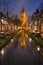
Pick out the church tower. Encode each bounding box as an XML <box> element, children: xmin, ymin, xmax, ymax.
<box><xmin>20</xmin><ymin>7</ymin><xmax>26</xmax><ymax>25</ymax></box>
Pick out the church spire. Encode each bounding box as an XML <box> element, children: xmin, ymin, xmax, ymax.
<box><xmin>21</xmin><ymin>7</ymin><xmax>25</xmax><ymax>13</ymax></box>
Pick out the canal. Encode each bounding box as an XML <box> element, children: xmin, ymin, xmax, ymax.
<box><xmin>0</xmin><ymin>34</ymin><xmax>43</xmax><ymax>65</ymax></box>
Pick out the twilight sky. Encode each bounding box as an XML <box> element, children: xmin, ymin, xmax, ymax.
<box><xmin>9</xmin><ymin>0</ymin><xmax>41</xmax><ymax>16</ymax></box>
<box><xmin>0</xmin><ymin>0</ymin><xmax>41</xmax><ymax>16</ymax></box>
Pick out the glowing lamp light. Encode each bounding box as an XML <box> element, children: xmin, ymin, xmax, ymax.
<box><xmin>32</xmin><ymin>30</ymin><xmax>35</xmax><ymax>33</ymax></box>
<box><xmin>37</xmin><ymin>46</ymin><xmax>40</xmax><ymax>51</ymax></box>
<box><xmin>11</xmin><ymin>39</ymin><xmax>13</xmax><ymax>42</ymax></box>
<box><xmin>1</xmin><ymin>49</ymin><xmax>4</xmax><ymax>55</ymax></box>
<box><xmin>29</xmin><ymin>38</ymin><xmax>32</xmax><ymax>42</ymax></box>
<box><xmin>1</xmin><ymin>19</ymin><xmax>3</xmax><ymax>22</ymax></box>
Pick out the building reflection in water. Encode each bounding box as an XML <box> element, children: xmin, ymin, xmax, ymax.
<box><xmin>19</xmin><ymin>29</ymin><xmax>25</xmax><ymax>47</ymax></box>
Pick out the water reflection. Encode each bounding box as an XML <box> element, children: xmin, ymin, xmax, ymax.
<box><xmin>0</xmin><ymin>29</ymin><xmax>43</xmax><ymax>65</ymax></box>
<box><xmin>1</xmin><ymin>36</ymin><xmax>43</xmax><ymax>65</ymax></box>
<box><xmin>19</xmin><ymin>29</ymin><xmax>25</xmax><ymax>47</ymax></box>
<box><xmin>14</xmin><ymin>39</ymin><xmax>19</xmax><ymax>48</ymax></box>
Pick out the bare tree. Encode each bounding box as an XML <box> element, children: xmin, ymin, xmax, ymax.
<box><xmin>1</xmin><ymin>0</ymin><xmax>11</xmax><ymax>18</ymax></box>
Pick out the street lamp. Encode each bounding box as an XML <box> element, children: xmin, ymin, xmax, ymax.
<box><xmin>1</xmin><ymin>48</ymin><xmax>4</xmax><ymax>55</ymax></box>
<box><xmin>37</xmin><ymin>46</ymin><xmax>40</xmax><ymax>51</ymax></box>
<box><xmin>11</xmin><ymin>39</ymin><xmax>14</xmax><ymax>43</ymax></box>
<box><xmin>29</xmin><ymin>38</ymin><xmax>32</xmax><ymax>42</ymax></box>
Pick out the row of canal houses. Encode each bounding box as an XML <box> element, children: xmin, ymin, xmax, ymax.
<box><xmin>31</xmin><ymin>9</ymin><xmax>43</xmax><ymax>32</ymax></box>
<box><xmin>0</xmin><ymin>12</ymin><xmax>15</xmax><ymax>32</ymax></box>
<box><xmin>31</xmin><ymin>3</ymin><xmax>43</xmax><ymax>38</ymax></box>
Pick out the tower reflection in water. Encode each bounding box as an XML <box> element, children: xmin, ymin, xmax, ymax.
<box><xmin>19</xmin><ymin>29</ymin><xmax>25</xmax><ymax>47</ymax></box>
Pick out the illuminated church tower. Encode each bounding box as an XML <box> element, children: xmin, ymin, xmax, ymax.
<box><xmin>20</xmin><ymin>7</ymin><xmax>26</xmax><ymax>25</ymax></box>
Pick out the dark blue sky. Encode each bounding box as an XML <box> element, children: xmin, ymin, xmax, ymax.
<box><xmin>0</xmin><ymin>0</ymin><xmax>41</xmax><ymax>16</ymax></box>
<box><xmin>9</xmin><ymin>0</ymin><xmax>41</xmax><ymax>15</ymax></box>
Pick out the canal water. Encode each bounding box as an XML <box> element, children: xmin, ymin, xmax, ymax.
<box><xmin>0</xmin><ymin>36</ymin><xmax>43</xmax><ymax>65</ymax></box>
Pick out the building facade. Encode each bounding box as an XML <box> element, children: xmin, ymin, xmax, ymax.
<box><xmin>31</xmin><ymin>8</ymin><xmax>43</xmax><ymax>38</ymax></box>
<box><xmin>0</xmin><ymin>12</ymin><xmax>15</xmax><ymax>32</ymax></box>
